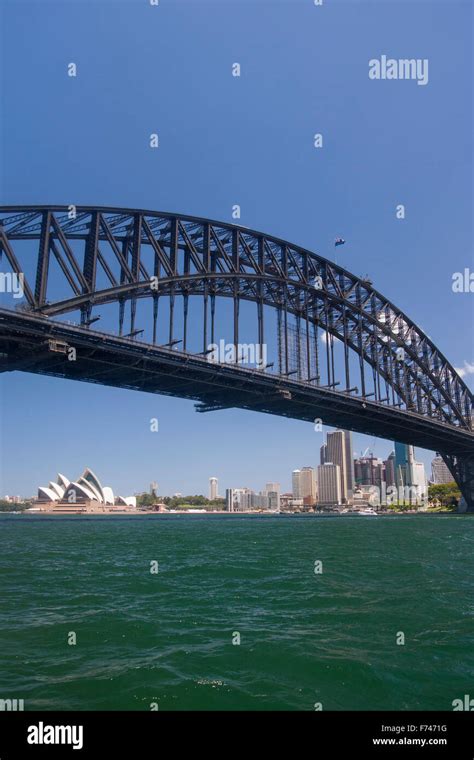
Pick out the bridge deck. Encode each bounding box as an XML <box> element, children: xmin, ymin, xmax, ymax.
<box><xmin>1</xmin><ymin>308</ymin><xmax>472</xmax><ymax>460</ymax></box>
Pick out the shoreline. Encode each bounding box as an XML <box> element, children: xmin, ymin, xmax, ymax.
<box><xmin>0</xmin><ymin>509</ymin><xmax>462</xmax><ymax>517</ymax></box>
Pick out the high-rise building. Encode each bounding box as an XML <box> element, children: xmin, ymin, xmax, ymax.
<box><xmin>394</xmin><ymin>443</ymin><xmax>427</xmax><ymax>501</ymax></box>
<box><xmin>344</xmin><ymin>430</ymin><xmax>355</xmax><ymax>500</ymax></box>
<box><xmin>226</xmin><ymin>487</ymin><xmax>252</xmax><ymax>511</ymax></box>
<box><xmin>394</xmin><ymin>442</ymin><xmax>412</xmax><ymax>487</ymax></box>
<box><xmin>412</xmin><ymin>461</ymin><xmax>427</xmax><ymax>499</ymax></box>
<box><xmin>385</xmin><ymin>451</ymin><xmax>396</xmax><ymax>487</ymax></box>
<box><xmin>265</xmin><ymin>483</ymin><xmax>281</xmax><ymax>510</ymax></box>
<box><xmin>326</xmin><ymin>430</ymin><xmax>348</xmax><ymax>502</ymax></box>
<box><xmin>317</xmin><ymin>464</ymin><xmax>341</xmax><ymax>505</ymax></box>
<box><xmin>320</xmin><ymin>444</ymin><xmax>327</xmax><ymax>465</ymax></box>
<box><xmin>292</xmin><ymin>468</ymin><xmax>316</xmax><ymax>502</ymax></box>
<box><xmin>300</xmin><ymin>467</ymin><xmax>317</xmax><ymax>502</ymax></box>
<box><xmin>266</xmin><ymin>491</ymin><xmax>280</xmax><ymax>510</ymax></box>
<box><xmin>292</xmin><ymin>469</ymin><xmax>302</xmax><ymax>498</ymax></box>
<box><xmin>226</xmin><ymin>488</ymin><xmax>235</xmax><ymax>512</ymax></box>
<box><xmin>265</xmin><ymin>482</ymin><xmax>280</xmax><ymax>495</ymax></box>
<box><xmin>354</xmin><ymin>456</ymin><xmax>385</xmax><ymax>489</ymax></box>
<box><xmin>431</xmin><ymin>455</ymin><xmax>454</xmax><ymax>484</ymax></box>
<box><xmin>209</xmin><ymin>477</ymin><xmax>218</xmax><ymax>500</ymax></box>
<box><xmin>226</xmin><ymin>487</ymin><xmax>278</xmax><ymax>511</ymax></box>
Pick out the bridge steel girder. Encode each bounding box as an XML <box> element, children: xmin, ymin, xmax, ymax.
<box><xmin>0</xmin><ymin>205</ymin><xmax>473</xmax><ymax>509</ymax></box>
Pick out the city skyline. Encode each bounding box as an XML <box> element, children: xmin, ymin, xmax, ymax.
<box><xmin>5</xmin><ymin>432</ymin><xmax>434</xmax><ymax>500</ymax></box>
<box><xmin>4</xmin><ymin>429</ymin><xmax>450</xmax><ymax>502</ymax></box>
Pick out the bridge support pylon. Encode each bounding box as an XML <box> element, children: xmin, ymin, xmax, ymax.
<box><xmin>443</xmin><ymin>454</ymin><xmax>474</xmax><ymax>513</ymax></box>
<box><xmin>459</xmin><ymin>456</ymin><xmax>474</xmax><ymax>513</ymax></box>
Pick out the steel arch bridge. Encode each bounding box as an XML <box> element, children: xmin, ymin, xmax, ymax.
<box><xmin>0</xmin><ymin>205</ymin><xmax>473</xmax><ymax>509</ymax></box>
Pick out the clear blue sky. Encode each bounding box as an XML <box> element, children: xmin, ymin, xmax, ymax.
<box><xmin>0</xmin><ymin>0</ymin><xmax>472</xmax><ymax>497</ymax></box>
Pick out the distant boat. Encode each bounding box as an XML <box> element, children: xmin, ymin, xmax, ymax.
<box><xmin>356</xmin><ymin>507</ymin><xmax>377</xmax><ymax>516</ymax></box>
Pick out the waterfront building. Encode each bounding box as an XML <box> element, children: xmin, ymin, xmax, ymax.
<box><xmin>226</xmin><ymin>487</ymin><xmax>277</xmax><ymax>511</ymax></box>
<box><xmin>264</xmin><ymin>483</ymin><xmax>281</xmax><ymax>510</ymax></box>
<box><xmin>226</xmin><ymin>487</ymin><xmax>254</xmax><ymax>511</ymax></box>
<box><xmin>225</xmin><ymin>487</ymin><xmax>242</xmax><ymax>512</ymax></box>
<box><xmin>36</xmin><ymin>469</ymin><xmax>136</xmax><ymax>512</ymax></box>
<box><xmin>431</xmin><ymin>455</ymin><xmax>454</xmax><ymax>484</ymax></box>
<box><xmin>317</xmin><ymin>463</ymin><xmax>341</xmax><ymax>505</ymax></box>
<box><xmin>281</xmin><ymin>496</ymin><xmax>304</xmax><ymax>511</ymax></box>
<box><xmin>240</xmin><ymin>491</ymin><xmax>256</xmax><ymax>509</ymax></box>
<box><xmin>266</xmin><ymin>491</ymin><xmax>280</xmax><ymax>510</ymax></box>
<box><xmin>292</xmin><ymin>467</ymin><xmax>316</xmax><ymax>502</ymax></box>
<box><xmin>352</xmin><ymin>486</ymin><xmax>380</xmax><ymax>508</ymax></box>
<box><xmin>226</xmin><ymin>488</ymin><xmax>235</xmax><ymax>512</ymax></box>
<box><xmin>279</xmin><ymin>493</ymin><xmax>294</xmax><ymax>510</ymax></box>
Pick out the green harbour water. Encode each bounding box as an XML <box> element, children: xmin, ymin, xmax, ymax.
<box><xmin>0</xmin><ymin>513</ymin><xmax>473</xmax><ymax>711</ymax></box>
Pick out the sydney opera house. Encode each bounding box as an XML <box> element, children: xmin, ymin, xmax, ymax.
<box><xmin>35</xmin><ymin>468</ymin><xmax>137</xmax><ymax>513</ymax></box>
